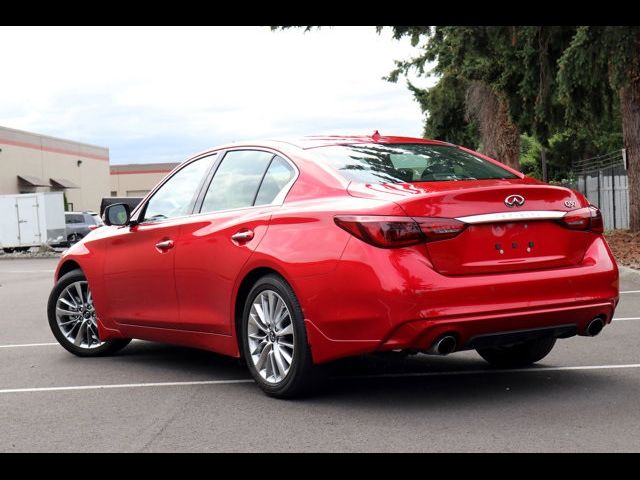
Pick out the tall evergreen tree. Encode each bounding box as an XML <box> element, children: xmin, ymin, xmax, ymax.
<box><xmin>558</xmin><ymin>26</ymin><xmax>640</xmax><ymax>231</ymax></box>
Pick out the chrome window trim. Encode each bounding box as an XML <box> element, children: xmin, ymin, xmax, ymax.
<box><xmin>455</xmin><ymin>210</ymin><xmax>567</xmax><ymax>224</ymax></box>
<box><xmin>134</xmin><ymin>148</ymin><xmax>299</xmax><ymax>226</ymax></box>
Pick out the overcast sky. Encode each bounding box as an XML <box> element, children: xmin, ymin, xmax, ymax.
<box><xmin>0</xmin><ymin>26</ymin><xmax>434</xmax><ymax>165</ymax></box>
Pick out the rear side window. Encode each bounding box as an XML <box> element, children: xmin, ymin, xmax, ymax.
<box><xmin>200</xmin><ymin>150</ymin><xmax>273</xmax><ymax>213</ymax></box>
<box><xmin>310</xmin><ymin>143</ymin><xmax>518</xmax><ymax>184</ymax></box>
<box><xmin>65</xmin><ymin>214</ymin><xmax>84</xmax><ymax>224</ymax></box>
<box><xmin>254</xmin><ymin>156</ymin><xmax>296</xmax><ymax>205</ymax></box>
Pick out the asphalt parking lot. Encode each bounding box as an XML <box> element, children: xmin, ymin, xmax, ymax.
<box><xmin>1</xmin><ymin>257</ymin><xmax>639</xmax><ymax>452</ymax></box>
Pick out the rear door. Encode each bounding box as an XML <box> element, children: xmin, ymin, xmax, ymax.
<box><xmin>174</xmin><ymin>151</ymin><xmax>296</xmax><ymax>334</ymax></box>
<box><xmin>16</xmin><ymin>195</ymin><xmax>41</xmax><ymax>246</ymax></box>
<box><xmin>102</xmin><ymin>155</ymin><xmax>215</xmax><ymax>328</ymax></box>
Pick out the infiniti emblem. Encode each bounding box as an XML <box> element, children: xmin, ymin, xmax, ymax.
<box><xmin>504</xmin><ymin>194</ymin><xmax>525</xmax><ymax>208</ymax></box>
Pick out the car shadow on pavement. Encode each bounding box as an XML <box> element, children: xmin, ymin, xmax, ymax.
<box><xmin>107</xmin><ymin>341</ymin><xmax>632</xmax><ymax>410</ymax></box>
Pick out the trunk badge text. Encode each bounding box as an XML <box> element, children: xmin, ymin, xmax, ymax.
<box><xmin>504</xmin><ymin>194</ymin><xmax>525</xmax><ymax>208</ymax></box>
<box><xmin>564</xmin><ymin>200</ymin><xmax>577</xmax><ymax>208</ymax></box>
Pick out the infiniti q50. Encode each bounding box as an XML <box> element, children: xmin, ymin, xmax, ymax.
<box><xmin>48</xmin><ymin>134</ymin><xmax>619</xmax><ymax>397</ymax></box>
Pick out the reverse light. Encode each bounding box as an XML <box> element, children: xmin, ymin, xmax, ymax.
<box><xmin>560</xmin><ymin>206</ymin><xmax>604</xmax><ymax>233</ymax></box>
<box><xmin>334</xmin><ymin>215</ymin><xmax>466</xmax><ymax>248</ymax></box>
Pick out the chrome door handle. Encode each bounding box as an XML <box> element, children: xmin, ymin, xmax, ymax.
<box><xmin>155</xmin><ymin>239</ymin><xmax>174</xmax><ymax>250</ymax></box>
<box><xmin>231</xmin><ymin>230</ymin><xmax>254</xmax><ymax>242</ymax></box>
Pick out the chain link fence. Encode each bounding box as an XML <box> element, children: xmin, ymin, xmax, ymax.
<box><xmin>571</xmin><ymin>149</ymin><xmax>628</xmax><ymax>230</ymax></box>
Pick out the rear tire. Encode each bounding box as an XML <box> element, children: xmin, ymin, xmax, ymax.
<box><xmin>241</xmin><ymin>274</ymin><xmax>326</xmax><ymax>398</ymax></box>
<box><xmin>48</xmin><ymin>269</ymin><xmax>131</xmax><ymax>357</ymax></box>
<box><xmin>477</xmin><ymin>337</ymin><xmax>556</xmax><ymax>368</ymax></box>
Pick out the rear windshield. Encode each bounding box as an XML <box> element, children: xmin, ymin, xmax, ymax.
<box><xmin>310</xmin><ymin>143</ymin><xmax>518</xmax><ymax>184</ymax></box>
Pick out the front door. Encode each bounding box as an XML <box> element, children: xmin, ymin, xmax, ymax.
<box><xmin>102</xmin><ymin>155</ymin><xmax>215</xmax><ymax>328</ymax></box>
<box><xmin>175</xmin><ymin>151</ymin><xmax>297</xmax><ymax>334</ymax></box>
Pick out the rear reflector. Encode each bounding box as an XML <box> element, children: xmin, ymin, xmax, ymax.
<box><xmin>559</xmin><ymin>206</ymin><xmax>604</xmax><ymax>234</ymax></box>
<box><xmin>334</xmin><ymin>215</ymin><xmax>466</xmax><ymax>248</ymax></box>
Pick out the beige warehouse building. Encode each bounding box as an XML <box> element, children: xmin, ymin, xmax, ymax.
<box><xmin>0</xmin><ymin>125</ymin><xmax>110</xmax><ymax>212</ymax></box>
<box><xmin>1</xmin><ymin>125</ymin><xmax>180</xmax><ymax>213</ymax></box>
<box><xmin>110</xmin><ymin>163</ymin><xmax>178</xmax><ymax>198</ymax></box>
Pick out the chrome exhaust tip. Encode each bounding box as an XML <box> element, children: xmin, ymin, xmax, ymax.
<box><xmin>427</xmin><ymin>335</ymin><xmax>457</xmax><ymax>355</ymax></box>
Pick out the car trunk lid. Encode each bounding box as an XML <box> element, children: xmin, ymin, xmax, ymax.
<box><xmin>347</xmin><ymin>179</ymin><xmax>594</xmax><ymax>275</ymax></box>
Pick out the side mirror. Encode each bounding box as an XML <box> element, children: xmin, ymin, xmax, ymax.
<box><xmin>104</xmin><ymin>203</ymin><xmax>131</xmax><ymax>226</ymax></box>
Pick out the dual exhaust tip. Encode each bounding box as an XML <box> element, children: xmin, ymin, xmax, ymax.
<box><xmin>427</xmin><ymin>317</ymin><xmax>604</xmax><ymax>355</ymax></box>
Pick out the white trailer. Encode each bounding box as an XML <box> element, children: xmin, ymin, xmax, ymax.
<box><xmin>0</xmin><ymin>192</ymin><xmax>66</xmax><ymax>251</ymax></box>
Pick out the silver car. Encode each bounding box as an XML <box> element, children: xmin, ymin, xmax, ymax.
<box><xmin>64</xmin><ymin>212</ymin><xmax>103</xmax><ymax>245</ymax></box>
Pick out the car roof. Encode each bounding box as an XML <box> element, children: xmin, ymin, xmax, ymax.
<box><xmin>268</xmin><ymin>133</ymin><xmax>453</xmax><ymax>150</ymax></box>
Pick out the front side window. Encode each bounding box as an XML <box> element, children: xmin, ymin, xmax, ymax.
<box><xmin>310</xmin><ymin>143</ymin><xmax>518</xmax><ymax>184</ymax></box>
<box><xmin>143</xmin><ymin>155</ymin><xmax>214</xmax><ymax>221</ymax></box>
<box><xmin>200</xmin><ymin>150</ymin><xmax>273</xmax><ymax>213</ymax></box>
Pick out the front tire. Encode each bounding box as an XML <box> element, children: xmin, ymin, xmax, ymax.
<box><xmin>477</xmin><ymin>337</ymin><xmax>556</xmax><ymax>368</ymax></box>
<box><xmin>47</xmin><ymin>269</ymin><xmax>130</xmax><ymax>357</ymax></box>
<box><xmin>241</xmin><ymin>274</ymin><xmax>325</xmax><ymax>398</ymax></box>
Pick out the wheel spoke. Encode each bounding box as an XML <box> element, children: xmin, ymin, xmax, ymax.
<box><xmin>59</xmin><ymin>317</ymin><xmax>80</xmax><ymax>327</ymax></box>
<box><xmin>56</xmin><ymin>307</ymin><xmax>77</xmax><ymax>317</ymax></box>
<box><xmin>268</xmin><ymin>350</ymin><xmax>278</xmax><ymax>380</ymax></box>
<box><xmin>278</xmin><ymin>346</ymin><xmax>292</xmax><ymax>365</ymax></box>
<box><xmin>260</xmin><ymin>295</ymin><xmax>270</xmax><ymax>326</ymax></box>
<box><xmin>59</xmin><ymin>298</ymin><xmax>77</xmax><ymax>310</ymax></box>
<box><xmin>253</xmin><ymin>303</ymin><xmax>269</xmax><ymax>328</ymax></box>
<box><xmin>276</xmin><ymin>324</ymin><xmax>293</xmax><ymax>337</ymax></box>
<box><xmin>249</xmin><ymin>311</ymin><xmax>268</xmax><ymax>333</ymax></box>
<box><xmin>255</xmin><ymin>342</ymin><xmax>272</xmax><ymax>371</ymax></box>
<box><xmin>74</xmin><ymin>282</ymin><xmax>84</xmax><ymax>305</ymax></box>
<box><xmin>278</xmin><ymin>339</ymin><xmax>294</xmax><ymax>349</ymax></box>
<box><xmin>250</xmin><ymin>338</ymin><xmax>268</xmax><ymax>356</ymax></box>
<box><xmin>273</xmin><ymin>345</ymin><xmax>287</xmax><ymax>374</ymax></box>
<box><xmin>74</xmin><ymin>321</ymin><xmax>87</xmax><ymax>346</ymax></box>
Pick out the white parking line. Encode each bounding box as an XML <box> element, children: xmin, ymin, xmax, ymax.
<box><xmin>612</xmin><ymin>317</ymin><xmax>640</xmax><ymax>321</ymax></box>
<box><xmin>339</xmin><ymin>363</ymin><xmax>640</xmax><ymax>381</ymax></box>
<box><xmin>0</xmin><ymin>270</ymin><xmax>55</xmax><ymax>274</ymax></box>
<box><xmin>620</xmin><ymin>290</ymin><xmax>640</xmax><ymax>294</ymax></box>
<box><xmin>0</xmin><ymin>379</ymin><xmax>253</xmax><ymax>394</ymax></box>
<box><xmin>1</xmin><ymin>363</ymin><xmax>640</xmax><ymax>394</ymax></box>
<box><xmin>0</xmin><ymin>342</ymin><xmax>58</xmax><ymax>349</ymax></box>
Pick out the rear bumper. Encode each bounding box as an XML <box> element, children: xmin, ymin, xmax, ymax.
<box><xmin>297</xmin><ymin>236</ymin><xmax>618</xmax><ymax>364</ymax></box>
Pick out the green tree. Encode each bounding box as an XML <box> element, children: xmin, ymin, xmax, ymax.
<box><xmin>408</xmin><ymin>73</ymin><xmax>479</xmax><ymax>147</ymax></box>
<box><xmin>558</xmin><ymin>26</ymin><xmax>640</xmax><ymax>231</ymax></box>
<box><xmin>386</xmin><ymin>27</ymin><xmax>579</xmax><ymax>170</ymax></box>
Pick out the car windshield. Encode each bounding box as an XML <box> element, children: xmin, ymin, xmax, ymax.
<box><xmin>310</xmin><ymin>143</ymin><xmax>518</xmax><ymax>184</ymax></box>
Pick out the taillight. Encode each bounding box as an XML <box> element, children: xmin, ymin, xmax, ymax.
<box><xmin>560</xmin><ymin>206</ymin><xmax>604</xmax><ymax>233</ymax></box>
<box><xmin>334</xmin><ymin>215</ymin><xmax>466</xmax><ymax>248</ymax></box>
<box><xmin>415</xmin><ymin>218</ymin><xmax>467</xmax><ymax>241</ymax></box>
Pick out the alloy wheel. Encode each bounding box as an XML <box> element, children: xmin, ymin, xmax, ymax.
<box><xmin>55</xmin><ymin>281</ymin><xmax>104</xmax><ymax>349</ymax></box>
<box><xmin>247</xmin><ymin>290</ymin><xmax>295</xmax><ymax>384</ymax></box>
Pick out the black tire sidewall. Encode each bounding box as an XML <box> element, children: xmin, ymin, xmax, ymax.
<box><xmin>241</xmin><ymin>274</ymin><xmax>315</xmax><ymax>398</ymax></box>
<box><xmin>477</xmin><ymin>336</ymin><xmax>556</xmax><ymax>368</ymax></box>
<box><xmin>47</xmin><ymin>269</ymin><xmax>130</xmax><ymax>357</ymax></box>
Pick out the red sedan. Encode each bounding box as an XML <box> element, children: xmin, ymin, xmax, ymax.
<box><xmin>47</xmin><ymin>134</ymin><xmax>619</xmax><ymax>397</ymax></box>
